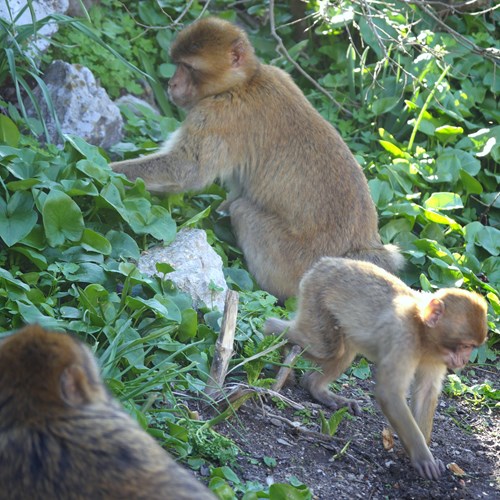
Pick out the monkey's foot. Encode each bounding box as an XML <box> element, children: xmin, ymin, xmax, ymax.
<box><xmin>301</xmin><ymin>375</ymin><xmax>362</xmax><ymax>416</ymax></box>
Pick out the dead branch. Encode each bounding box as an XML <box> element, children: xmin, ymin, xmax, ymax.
<box><xmin>205</xmin><ymin>290</ymin><xmax>239</xmax><ymax>397</ymax></box>
<box><xmin>272</xmin><ymin>344</ymin><xmax>302</xmax><ymax>392</ymax></box>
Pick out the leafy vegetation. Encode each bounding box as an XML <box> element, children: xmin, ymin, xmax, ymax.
<box><xmin>0</xmin><ymin>0</ymin><xmax>498</xmax><ymax>498</ymax></box>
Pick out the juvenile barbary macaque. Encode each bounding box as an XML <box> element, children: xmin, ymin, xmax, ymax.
<box><xmin>111</xmin><ymin>17</ymin><xmax>403</xmax><ymax>300</ymax></box>
<box><xmin>265</xmin><ymin>257</ymin><xmax>489</xmax><ymax>480</ymax></box>
<box><xmin>0</xmin><ymin>325</ymin><xmax>216</xmax><ymax>500</ymax></box>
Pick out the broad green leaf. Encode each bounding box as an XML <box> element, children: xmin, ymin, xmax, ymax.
<box><xmin>368</xmin><ymin>179</ymin><xmax>393</xmax><ymax>207</ymax></box>
<box><xmin>107</xmin><ymin>230</ymin><xmax>140</xmax><ymax>260</ymax></box>
<box><xmin>269</xmin><ymin>482</ymin><xmax>311</xmax><ymax>500</ymax></box>
<box><xmin>80</xmin><ymin>228</ymin><xmax>112</xmax><ymax>255</ymax></box>
<box><xmin>42</xmin><ymin>190</ymin><xmax>84</xmax><ymax>246</ymax></box>
<box><xmin>60</xmin><ymin>179</ymin><xmax>99</xmax><ymax>196</ymax></box>
<box><xmin>0</xmin><ymin>268</ymin><xmax>30</xmax><ymax>291</ymax></box>
<box><xmin>459</xmin><ymin>170</ymin><xmax>483</xmax><ymax>195</ymax></box>
<box><xmin>475</xmin><ymin>226</ymin><xmax>500</xmax><ymax>256</ymax></box>
<box><xmin>424</xmin><ymin>192</ymin><xmax>463</xmax><ymax>211</ymax></box>
<box><xmin>0</xmin><ymin>191</ymin><xmax>37</xmax><ymax>246</ymax></box>
<box><xmin>10</xmin><ymin>246</ymin><xmax>47</xmax><ymax>270</ymax></box>
<box><xmin>351</xmin><ymin>358</ymin><xmax>371</xmax><ymax>379</ymax></box>
<box><xmin>422</xmin><ymin>209</ymin><xmax>460</xmax><ymax>228</ymax></box>
<box><xmin>178</xmin><ymin>308</ymin><xmax>198</xmax><ymax>342</ymax></box>
<box><xmin>65</xmin><ymin>135</ymin><xmax>108</xmax><ymax>167</ymax></box>
<box><xmin>372</xmin><ymin>96</ymin><xmax>399</xmax><ymax>116</ymax></box>
<box><xmin>0</xmin><ymin>114</ymin><xmax>20</xmax><ymax>147</ymax></box>
<box><xmin>224</xmin><ymin>268</ymin><xmax>254</xmax><ymax>291</ymax></box>
<box><xmin>76</xmin><ymin>159</ymin><xmax>111</xmax><ymax>184</ymax></box>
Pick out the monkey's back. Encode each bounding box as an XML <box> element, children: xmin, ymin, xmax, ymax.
<box><xmin>299</xmin><ymin>257</ymin><xmax>417</xmax><ymax>356</ymax></box>
<box><xmin>0</xmin><ymin>408</ymin><xmax>214</xmax><ymax>500</ymax></box>
<box><xmin>192</xmin><ymin>64</ymin><xmax>379</xmax><ymax>246</ymax></box>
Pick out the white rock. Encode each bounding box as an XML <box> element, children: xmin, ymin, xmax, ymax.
<box><xmin>137</xmin><ymin>228</ymin><xmax>228</xmax><ymax>312</ymax></box>
<box><xmin>30</xmin><ymin>60</ymin><xmax>123</xmax><ymax>148</ymax></box>
<box><xmin>0</xmin><ymin>0</ymin><xmax>69</xmax><ymax>54</ymax></box>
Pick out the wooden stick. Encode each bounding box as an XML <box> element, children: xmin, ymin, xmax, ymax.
<box><xmin>271</xmin><ymin>344</ymin><xmax>302</xmax><ymax>392</ymax></box>
<box><xmin>205</xmin><ymin>290</ymin><xmax>239</xmax><ymax>396</ymax></box>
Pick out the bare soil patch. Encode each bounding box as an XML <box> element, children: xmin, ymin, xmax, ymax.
<box><xmin>214</xmin><ymin>367</ymin><xmax>499</xmax><ymax>499</ymax></box>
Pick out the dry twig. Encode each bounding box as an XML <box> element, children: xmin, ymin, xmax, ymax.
<box><xmin>205</xmin><ymin>290</ymin><xmax>239</xmax><ymax>397</ymax></box>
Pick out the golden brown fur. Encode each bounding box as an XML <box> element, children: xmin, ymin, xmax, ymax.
<box><xmin>111</xmin><ymin>17</ymin><xmax>403</xmax><ymax>301</ymax></box>
<box><xmin>0</xmin><ymin>325</ymin><xmax>215</xmax><ymax>500</ymax></box>
<box><xmin>265</xmin><ymin>257</ymin><xmax>488</xmax><ymax>480</ymax></box>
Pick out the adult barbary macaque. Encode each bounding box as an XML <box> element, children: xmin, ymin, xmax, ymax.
<box><xmin>265</xmin><ymin>257</ymin><xmax>489</xmax><ymax>480</ymax></box>
<box><xmin>111</xmin><ymin>17</ymin><xmax>403</xmax><ymax>300</ymax></box>
<box><xmin>0</xmin><ymin>325</ymin><xmax>215</xmax><ymax>500</ymax></box>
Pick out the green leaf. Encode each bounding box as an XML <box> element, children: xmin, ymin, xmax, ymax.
<box><xmin>422</xmin><ymin>209</ymin><xmax>460</xmax><ymax>228</ymax></box>
<box><xmin>0</xmin><ymin>114</ymin><xmax>20</xmax><ymax>147</ymax></box>
<box><xmin>80</xmin><ymin>228</ymin><xmax>112</xmax><ymax>255</ymax></box>
<box><xmin>368</xmin><ymin>179</ymin><xmax>393</xmax><ymax>208</ymax></box>
<box><xmin>435</xmin><ymin>125</ymin><xmax>463</xmax><ymax>137</ymax></box>
<box><xmin>269</xmin><ymin>482</ymin><xmax>311</xmax><ymax>500</ymax></box>
<box><xmin>65</xmin><ymin>135</ymin><xmax>108</xmax><ymax>167</ymax></box>
<box><xmin>379</xmin><ymin>140</ymin><xmax>405</xmax><ymax>157</ymax></box>
<box><xmin>0</xmin><ymin>191</ymin><xmax>37</xmax><ymax>246</ymax></box>
<box><xmin>475</xmin><ymin>226</ymin><xmax>500</xmax><ymax>256</ymax></box>
<box><xmin>424</xmin><ymin>192</ymin><xmax>463</xmax><ymax>211</ymax></box>
<box><xmin>351</xmin><ymin>358</ymin><xmax>371</xmax><ymax>379</ymax></box>
<box><xmin>177</xmin><ymin>308</ymin><xmax>198</xmax><ymax>342</ymax></box>
<box><xmin>459</xmin><ymin>170</ymin><xmax>483</xmax><ymax>195</ymax></box>
<box><xmin>372</xmin><ymin>96</ymin><xmax>399</xmax><ymax>116</ymax></box>
<box><xmin>42</xmin><ymin>190</ymin><xmax>84</xmax><ymax>246</ymax></box>
<box><xmin>107</xmin><ymin>230</ymin><xmax>140</xmax><ymax>260</ymax></box>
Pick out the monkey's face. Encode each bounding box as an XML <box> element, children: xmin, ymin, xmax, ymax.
<box><xmin>168</xmin><ymin>63</ymin><xmax>200</xmax><ymax>109</ymax></box>
<box><xmin>441</xmin><ymin>343</ymin><xmax>476</xmax><ymax>370</ymax></box>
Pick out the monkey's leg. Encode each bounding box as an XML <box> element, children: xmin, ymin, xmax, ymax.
<box><xmin>229</xmin><ymin>198</ymin><xmax>313</xmax><ymax>299</ymax></box>
<box><xmin>301</xmin><ymin>351</ymin><xmax>360</xmax><ymax>415</ymax></box>
<box><xmin>410</xmin><ymin>362</ymin><xmax>447</xmax><ymax>444</ymax></box>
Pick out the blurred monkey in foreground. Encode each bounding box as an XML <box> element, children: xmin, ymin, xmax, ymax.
<box><xmin>0</xmin><ymin>324</ymin><xmax>215</xmax><ymax>500</ymax></box>
<box><xmin>111</xmin><ymin>17</ymin><xmax>403</xmax><ymax>301</ymax></box>
<box><xmin>265</xmin><ymin>257</ymin><xmax>488</xmax><ymax>480</ymax></box>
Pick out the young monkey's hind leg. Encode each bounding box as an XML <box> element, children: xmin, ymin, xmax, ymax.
<box><xmin>301</xmin><ymin>349</ymin><xmax>361</xmax><ymax>416</ymax></box>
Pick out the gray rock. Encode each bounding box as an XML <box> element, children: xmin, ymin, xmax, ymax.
<box><xmin>30</xmin><ymin>60</ymin><xmax>123</xmax><ymax>148</ymax></box>
<box><xmin>0</xmin><ymin>0</ymin><xmax>69</xmax><ymax>54</ymax></box>
<box><xmin>137</xmin><ymin>229</ymin><xmax>228</xmax><ymax>312</ymax></box>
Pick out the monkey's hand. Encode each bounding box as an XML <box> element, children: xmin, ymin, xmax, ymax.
<box><xmin>412</xmin><ymin>455</ymin><xmax>445</xmax><ymax>480</ymax></box>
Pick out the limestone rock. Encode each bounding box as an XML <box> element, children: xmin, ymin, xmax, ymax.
<box><xmin>137</xmin><ymin>229</ymin><xmax>228</xmax><ymax>312</ymax></box>
<box><xmin>30</xmin><ymin>60</ymin><xmax>123</xmax><ymax>148</ymax></box>
<box><xmin>0</xmin><ymin>1</ymin><xmax>69</xmax><ymax>54</ymax></box>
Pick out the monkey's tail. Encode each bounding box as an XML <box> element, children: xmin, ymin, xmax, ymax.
<box><xmin>345</xmin><ymin>243</ymin><xmax>404</xmax><ymax>274</ymax></box>
<box><xmin>264</xmin><ymin>318</ymin><xmax>290</xmax><ymax>336</ymax></box>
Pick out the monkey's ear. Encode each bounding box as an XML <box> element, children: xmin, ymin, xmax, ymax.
<box><xmin>230</xmin><ymin>40</ymin><xmax>245</xmax><ymax>67</ymax></box>
<box><xmin>422</xmin><ymin>298</ymin><xmax>445</xmax><ymax>328</ymax></box>
<box><xmin>60</xmin><ymin>364</ymin><xmax>92</xmax><ymax>406</ymax></box>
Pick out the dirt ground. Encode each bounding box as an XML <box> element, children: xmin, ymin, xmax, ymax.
<box><xmin>213</xmin><ymin>366</ymin><xmax>499</xmax><ymax>499</ymax></box>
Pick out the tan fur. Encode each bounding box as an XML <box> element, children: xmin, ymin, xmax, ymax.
<box><xmin>0</xmin><ymin>325</ymin><xmax>215</xmax><ymax>500</ymax></box>
<box><xmin>265</xmin><ymin>257</ymin><xmax>488</xmax><ymax>480</ymax></box>
<box><xmin>111</xmin><ymin>17</ymin><xmax>403</xmax><ymax>301</ymax></box>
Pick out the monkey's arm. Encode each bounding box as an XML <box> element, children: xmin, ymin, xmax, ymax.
<box><xmin>410</xmin><ymin>362</ymin><xmax>447</xmax><ymax>443</ymax></box>
<box><xmin>110</xmin><ymin>127</ymin><xmax>220</xmax><ymax>194</ymax></box>
<box><xmin>110</xmin><ymin>150</ymin><xmax>200</xmax><ymax>194</ymax></box>
<box><xmin>376</xmin><ymin>361</ymin><xmax>445</xmax><ymax>480</ymax></box>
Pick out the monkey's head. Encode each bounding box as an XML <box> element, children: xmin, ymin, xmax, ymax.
<box><xmin>0</xmin><ymin>325</ymin><xmax>109</xmax><ymax>420</ymax></box>
<box><xmin>168</xmin><ymin>17</ymin><xmax>259</xmax><ymax>109</ymax></box>
<box><xmin>420</xmin><ymin>289</ymin><xmax>488</xmax><ymax>370</ymax></box>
